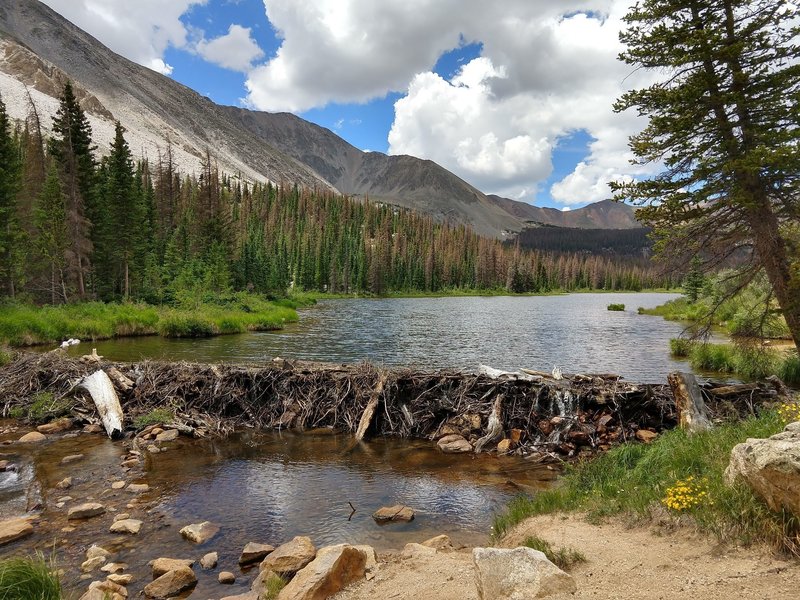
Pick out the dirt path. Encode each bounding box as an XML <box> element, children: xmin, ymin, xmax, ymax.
<box><xmin>335</xmin><ymin>514</ymin><xmax>799</xmax><ymax>600</ymax></box>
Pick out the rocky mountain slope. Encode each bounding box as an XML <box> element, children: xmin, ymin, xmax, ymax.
<box><xmin>0</xmin><ymin>0</ymin><xmax>640</xmax><ymax>237</ymax></box>
<box><xmin>487</xmin><ymin>196</ymin><xmax>640</xmax><ymax>229</ymax></box>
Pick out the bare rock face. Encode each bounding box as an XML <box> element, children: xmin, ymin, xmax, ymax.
<box><xmin>260</xmin><ymin>536</ymin><xmax>316</xmax><ymax>576</ymax></box>
<box><xmin>372</xmin><ymin>505</ymin><xmax>414</xmax><ymax>523</ymax></box>
<box><xmin>239</xmin><ymin>542</ymin><xmax>275</xmax><ymax>565</ymax></box>
<box><xmin>143</xmin><ymin>566</ymin><xmax>197</xmax><ymax>599</ymax></box>
<box><xmin>437</xmin><ymin>434</ymin><xmax>473</xmax><ymax>453</ymax></box>
<box><xmin>68</xmin><ymin>502</ymin><xmax>106</xmax><ymax>519</ymax></box>
<box><xmin>277</xmin><ymin>544</ymin><xmax>367</xmax><ymax>600</ymax></box>
<box><xmin>473</xmin><ymin>547</ymin><xmax>576</xmax><ymax>599</ymax></box>
<box><xmin>179</xmin><ymin>521</ymin><xmax>219</xmax><ymax>544</ymax></box>
<box><xmin>0</xmin><ymin>517</ymin><xmax>33</xmax><ymax>546</ymax></box>
<box><xmin>725</xmin><ymin>422</ymin><xmax>800</xmax><ymax>516</ymax></box>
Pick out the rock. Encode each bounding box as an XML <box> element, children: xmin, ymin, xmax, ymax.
<box><xmin>260</xmin><ymin>535</ymin><xmax>316</xmax><ymax>575</ymax></box>
<box><xmin>219</xmin><ymin>571</ymin><xmax>236</xmax><ymax>584</ymax></box>
<box><xmin>110</xmin><ymin>519</ymin><xmax>142</xmax><ymax>535</ymax></box>
<box><xmin>151</xmin><ymin>558</ymin><xmax>195</xmax><ymax>578</ymax></box>
<box><xmin>156</xmin><ymin>429</ymin><xmax>179</xmax><ymax>443</ymax></box>
<box><xmin>497</xmin><ymin>439</ymin><xmax>513</xmax><ymax>453</ymax></box>
<box><xmin>0</xmin><ymin>460</ymin><xmax>13</xmax><ymax>471</ymax></box>
<box><xmin>83</xmin><ymin>424</ymin><xmax>104</xmax><ymax>434</ymax></box>
<box><xmin>437</xmin><ymin>433</ymin><xmax>473</xmax><ymax>453</ymax></box>
<box><xmin>80</xmin><ymin>580</ymin><xmax>127</xmax><ymax>600</ymax></box>
<box><xmin>221</xmin><ymin>593</ymin><xmax>259</xmax><ymax>600</ymax></box>
<box><xmin>111</xmin><ymin>481</ymin><xmax>126</xmax><ymax>490</ymax></box>
<box><xmin>372</xmin><ymin>505</ymin><xmax>415</xmax><ymax>523</ymax></box>
<box><xmin>725</xmin><ymin>422</ymin><xmax>800</xmax><ymax>516</ymax></box>
<box><xmin>179</xmin><ymin>521</ymin><xmax>219</xmax><ymax>544</ymax></box>
<box><xmin>107</xmin><ymin>573</ymin><xmax>133</xmax><ymax>585</ymax></box>
<box><xmin>145</xmin><ymin>445</ymin><xmax>160</xmax><ymax>454</ymax></box>
<box><xmin>81</xmin><ymin>556</ymin><xmax>106</xmax><ymax>572</ymax></box>
<box><xmin>113</xmin><ymin>513</ymin><xmax>130</xmax><ymax>522</ymax></box>
<box><xmin>127</xmin><ymin>483</ymin><xmax>149</xmax><ymax>493</ymax></box>
<box><xmin>143</xmin><ymin>566</ymin><xmax>197</xmax><ymax>599</ymax></box>
<box><xmin>86</xmin><ymin>545</ymin><xmax>111</xmax><ymax>561</ymax></box>
<box><xmin>0</xmin><ymin>517</ymin><xmax>33</xmax><ymax>546</ymax></box>
<box><xmin>56</xmin><ymin>476</ymin><xmax>73</xmax><ymax>489</ymax></box>
<box><xmin>200</xmin><ymin>552</ymin><xmax>218</xmax><ymax>569</ymax></box>
<box><xmin>120</xmin><ymin>459</ymin><xmax>139</xmax><ymax>468</ymax></box>
<box><xmin>239</xmin><ymin>542</ymin><xmax>275</xmax><ymax>565</ymax></box>
<box><xmin>18</xmin><ymin>431</ymin><xmax>46</xmax><ymax>443</ymax></box>
<box><xmin>37</xmin><ymin>418</ymin><xmax>73</xmax><ymax>434</ymax></box>
<box><xmin>352</xmin><ymin>546</ymin><xmax>377</xmax><ymax>573</ymax></box>
<box><xmin>402</xmin><ymin>543</ymin><xmax>437</xmax><ymax>558</ymax></box>
<box><xmin>61</xmin><ymin>453</ymin><xmax>85</xmax><ymax>464</ymax></box>
<box><xmin>510</xmin><ymin>428</ymin><xmax>523</xmax><ymax>444</ymax></box>
<box><xmin>68</xmin><ymin>502</ymin><xmax>106</xmax><ymax>519</ymax></box>
<box><xmin>277</xmin><ymin>544</ymin><xmax>366</xmax><ymax>600</ymax></box>
<box><xmin>150</xmin><ymin>427</ymin><xmax>164</xmax><ymax>436</ymax></box>
<box><xmin>635</xmin><ymin>429</ymin><xmax>658</xmax><ymax>443</ymax></box>
<box><xmin>101</xmin><ymin>562</ymin><xmax>128</xmax><ymax>574</ymax></box>
<box><xmin>473</xmin><ymin>547</ymin><xmax>576</xmax><ymax>599</ymax></box>
<box><xmin>421</xmin><ymin>534</ymin><xmax>453</xmax><ymax>551</ymax></box>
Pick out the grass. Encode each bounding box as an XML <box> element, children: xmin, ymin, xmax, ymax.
<box><xmin>0</xmin><ymin>555</ymin><xmax>62</xmax><ymax>600</ymax></box>
<box><xmin>260</xmin><ymin>572</ymin><xmax>286</xmax><ymax>599</ymax></box>
<box><xmin>607</xmin><ymin>303</ymin><xmax>625</xmax><ymax>311</ymax></box>
<box><xmin>521</xmin><ymin>535</ymin><xmax>586</xmax><ymax>571</ymax></box>
<box><xmin>0</xmin><ymin>293</ymin><xmax>299</xmax><ymax>347</ymax></box>
<box><xmin>133</xmin><ymin>408</ymin><xmax>175</xmax><ymax>430</ymax></box>
<box><xmin>492</xmin><ymin>409</ymin><xmax>799</xmax><ymax>553</ymax></box>
<box><xmin>8</xmin><ymin>392</ymin><xmax>71</xmax><ymax>423</ymax></box>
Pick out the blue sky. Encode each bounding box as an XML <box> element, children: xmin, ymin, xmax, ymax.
<box><xmin>43</xmin><ymin>0</ymin><xmax>650</xmax><ymax>209</ymax></box>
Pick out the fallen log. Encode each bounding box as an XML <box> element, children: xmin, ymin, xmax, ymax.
<box><xmin>106</xmin><ymin>366</ymin><xmax>135</xmax><ymax>393</ymax></box>
<box><xmin>709</xmin><ymin>383</ymin><xmax>759</xmax><ymax>398</ymax></box>
<box><xmin>667</xmin><ymin>372</ymin><xmax>711</xmax><ymax>433</ymax></box>
<box><xmin>79</xmin><ymin>370</ymin><xmax>124</xmax><ymax>438</ymax></box>
<box><xmin>355</xmin><ymin>373</ymin><xmax>387</xmax><ymax>441</ymax></box>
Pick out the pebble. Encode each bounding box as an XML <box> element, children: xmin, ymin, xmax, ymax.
<box><xmin>111</xmin><ymin>481</ymin><xmax>126</xmax><ymax>490</ymax></box>
<box><xmin>61</xmin><ymin>454</ymin><xmax>84</xmax><ymax>464</ymax></box>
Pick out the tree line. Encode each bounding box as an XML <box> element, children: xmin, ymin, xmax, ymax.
<box><xmin>0</xmin><ymin>83</ymin><xmax>677</xmax><ymax>306</ymax></box>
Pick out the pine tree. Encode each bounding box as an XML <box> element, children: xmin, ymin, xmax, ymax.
<box><xmin>35</xmin><ymin>163</ymin><xmax>69</xmax><ymax>304</ymax></box>
<box><xmin>0</xmin><ymin>95</ymin><xmax>23</xmax><ymax>298</ymax></box>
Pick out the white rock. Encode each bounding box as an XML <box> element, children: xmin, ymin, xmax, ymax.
<box><xmin>473</xmin><ymin>547</ymin><xmax>576</xmax><ymax>599</ymax></box>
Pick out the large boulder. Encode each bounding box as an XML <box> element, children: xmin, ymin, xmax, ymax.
<box><xmin>0</xmin><ymin>518</ymin><xmax>33</xmax><ymax>546</ymax></box>
<box><xmin>143</xmin><ymin>566</ymin><xmax>197</xmax><ymax>599</ymax></box>
<box><xmin>277</xmin><ymin>544</ymin><xmax>367</xmax><ymax>600</ymax></box>
<box><xmin>260</xmin><ymin>536</ymin><xmax>316</xmax><ymax>576</ymax></box>
<box><xmin>473</xmin><ymin>547</ymin><xmax>576</xmax><ymax>599</ymax></box>
<box><xmin>725</xmin><ymin>421</ymin><xmax>800</xmax><ymax>516</ymax></box>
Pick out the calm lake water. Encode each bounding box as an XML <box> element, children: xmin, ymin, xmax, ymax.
<box><xmin>67</xmin><ymin>293</ymin><xmax>692</xmax><ymax>383</ymax></box>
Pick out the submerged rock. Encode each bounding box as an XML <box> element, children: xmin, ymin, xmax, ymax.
<box><xmin>179</xmin><ymin>521</ymin><xmax>219</xmax><ymax>544</ymax></box>
<box><xmin>68</xmin><ymin>502</ymin><xmax>106</xmax><ymax>519</ymax></box>
<box><xmin>278</xmin><ymin>544</ymin><xmax>367</xmax><ymax>600</ymax></box>
<box><xmin>151</xmin><ymin>558</ymin><xmax>195</xmax><ymax>577</ymax></box>
<box><xmin>0</xmin><ymin>517</ymin><xmax>33</xmax><ymax>546</ymax></box>
<box><xmin>260</xmin><ymin>536</ymin><xmax>316</xmax><ymax>575</ymax></box>
<box><xmin>372</xmin><ymin>505</ymin><xmax>415</xmax><ymax>523</ymax></box>
<box><xmin>239</xmin><ymin>542</ymin><xmax>275</xmax><ymax>565</ymax></box>
<box><xmin>109</xmin><ymin>519</ymin><xmax>142</xmax><ymax>535</ymax></box>
<box><xmin>437</xmin><ymin>434</ymin><xmax>473</xmax><ymax>453</ymax></box>
<box><xmin>473</xmin><ymin>547</ymin><xmax>576</xmax><ymax>599</ymax></box>
<box><xmin>143</xmin><ymin>566</ymin><xmax>197</xmax><ymax>599</ymax></box>
<box><xmin>726</xmin><ymin>421</ymin><xmax>800</xmax><ymax>516</ymax></box>
<box><xmin>79</xmin><ymin>579</ymin><xmax>127</xmax><ymax>600</ymax></box>
<box><xmin>61</xmin><ymin>453</ymin><xmax>84</xmax><ymax>464</ymax></box>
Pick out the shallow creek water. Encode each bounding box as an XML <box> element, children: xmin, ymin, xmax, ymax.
<box><xmin>0</xmin><ymin>424</ymin><xmax>557</xmax><ymax>598</ymax></box>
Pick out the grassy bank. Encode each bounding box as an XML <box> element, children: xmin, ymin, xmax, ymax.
<box><xmin>493</xmin><ymin>408</ymin><xmax>799</xmax><ymax>553</ymax></box>
<box><xmin>0</xmin><ymin>293</ymin><xmax>299</xmax><ymax>347</ymax></box>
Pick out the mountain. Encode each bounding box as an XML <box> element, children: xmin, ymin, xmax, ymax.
<box><xmin>0</xmin><ymin>0</ymin><xmax>640</xmax><ymax>237</ymax></box>
<box><xmin>486</xmin><ymin>196</ymin><xmax>641</xmax><ymax>229</ymax></box>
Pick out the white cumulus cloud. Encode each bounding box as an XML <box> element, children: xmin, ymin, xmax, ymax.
<box><xmin>196</xmin><ymin>24</ymin><xmax>265</xmax><ymax>72</ymax></box>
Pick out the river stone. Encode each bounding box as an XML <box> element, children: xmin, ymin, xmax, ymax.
<box><xmin>143</xmin><ymin>566</ymin><xmax>197</xmax><ymax>599</ymax></box>
<box><xmin>200</xmin><ymin>552</ymin><xmax>218</xmax><ymax>569</ymax></box>
<box><xmin>180</xmin><ymin>521</ymin><xmax>219</xmax><ymax>544</ymax></box>
<box><xmin>219</xmin><ymin>571</ymin><xmax>236</xmax><ymax>584</ymax></box>
<box><xmin>421</xmin><ymin>534</ymin><xmax>453</xmax><ymax>551</ymax></box>
<box><xmin>110</xmin><ymin>519</ymin><xmax>142</xmax><ymax>535</ymax></box>
<box><xmin>101</xmin><ymin>562</ymin><xmax>128</xmax><ymax>574</ymax></box>
<box><xmin>151</xmin><ymin>558</ymin><xmax>195</xmax><ymax>577</ymax></box>
<box><xmin>127</xmin><ymin>483</ymin><xmax>149</xmax><ymax>493</ymax></box>
<box><xmin>61</xmin><ymin>453</ymin><xmax>85</xmax><ymax>464</ymax></box>
<box><xmin>114</xmin><ymin>513</ymin><xmax>130</xmax><ymax>522</ymax></box>
<box><xmin>221</xmin><ymin>593</ymin><xmax>259</xmax><ymax>600</ymax></box>
<box><xmin>0</xmin><ymin>517</ymin><xmax>33</xmax><ymax>546</ymax></box>
<box><xmin>239</xmin><ymin>542</ymin><xmax>275</xmax><ymax>565</ymax></box>
<box><xmin>56</xmin><ymin>476</ymin><xmax>73</xmax><ymax>489</ymax></box>
<box><xmin>402</xmin><ymin>543</ymin><xmax>437</xmax><ymax>559</ymax></box>
<box><xmin>277</xmin><ymin>544</ymin><xmax>367</xmax><ymax>600</ymax></box>
<box><xmin>372</xmin><ymin>505</ymin><xmax>415</xmax><ymax>523</ymax></box>
<box><xmin>81</xmin><ymin>556</ymin><xmax>106</xmax><ymax>572</ymax></box>
<box><xmin>18</xmin><ymin>431</ymin><xmax>46</xmax><ymax>443</ymax></box>
<box><xmin>437</xmin><ymin>434</ymin><xmax>473</xmax><ymax>453</ymax></box>
<box><xmin>107</xmin><ymin>573</ymin><xmax>134</xmax><ymax>585</ymax></box>
<box><xmin>79</xmin><ymin>580</ymin><xmax>127</xmax><ymax>600</ymax></box>
<box><xmin>352</xmin><ymin>545</ymin><xmax>377</xmax><ymax>573</ymax></box>
<box><xmin>68</xmin><ymin>502</ymin><xmax>106</xmax><ymax>519</ymax></box>
<box><xmin>156</xmin><ymin>429</ymin><xmax>179</xmax><ymax>443</ymax></box>
<box><xmin>473</xmin><ymin>547</ymin><xmax>576</xmax><ymax>599</ymax></box>
<box><xmin>259</xmin><ymin>536</ymin><xmax>316</xmax><ymax>575</ymax></box>
<box><xmin>37</xmin><ymin>417</ymin><xmax>73</xmax><ymax>434</ymax></box>
<box><xmin>86</xmin><ymin>545</ymin><xmax>111</xmax><ymax>561</ymax></box>
<box><xmin>725</xmin><ymin>422</ymin><xmax>800</xmax><ymax>516</ymax></box>
<box><xmin>111</xmin><ymin>481</ymin><xmax>126</xmax><ymax>490</ymax></box>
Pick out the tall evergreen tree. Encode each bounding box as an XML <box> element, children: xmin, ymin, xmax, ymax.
<box><xmin>0</xmin><ymin>95</ymin><xmax>23</xmax><ymax>298</ymax></box>
<box><xmin>35</xmin><ymin>163</ymin><xmax>69</xmax><ymax>304</ymax></box>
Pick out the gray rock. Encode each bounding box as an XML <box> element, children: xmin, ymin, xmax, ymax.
<box><xmin>726</xmin><ymin>422</ymin><xmax>800</xmax><ymax>516</ymax></box>
<box><xmin>179</xmin><ymin>521</ymin><xmax>219</xmax><ymax>544</ymax></box>
<box><xmin>473</xmin><ymin>547</ymin><xmax>576</xmax><ymax>599</ymax></box>
<box><xmin>68</xmin><ymin>502</ymin><xmax>106</xmax><ymax>519</ymax></box>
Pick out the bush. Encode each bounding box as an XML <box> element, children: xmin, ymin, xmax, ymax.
<box><xmin>607</xmin><ymin>303</ymin><xmax>625</xmax><ymax>311</ymax></box>
<box><xmin>669</xmin><ymin>338</ymin><xmax>695</xmax><ymax>358</ymax></box>
<box><xmin>0</xmin><ymin>555</ymin><xmax>62</xmax><ymax>600</ymax></box>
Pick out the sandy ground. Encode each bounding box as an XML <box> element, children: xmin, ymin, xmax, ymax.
<box><xmin>334</xmin><ymin>514</ymin><xmax>799</xmax><ymax>600</ymax></box>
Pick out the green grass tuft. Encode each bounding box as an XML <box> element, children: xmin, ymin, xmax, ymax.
<box><xmin>133</xmin><ymin>408</ymin><xmax>175</xmax><ymax>430</ymax></box>
<box><xmin>521</xmin><ymin>535</ymin><xmax>586</xmax><ymax>571</ymax></box>
<box><xmin>493</xmin><ymin>410</ymin><xmax>799</xmax><ymax>553</ymax></box>
<box><xmin>259</xmin><ymin>572</ymin><xmax>287</xmax><ymax>599</ymax></box>
<box><xmin>607</xmin><ymin>303</ymin><xmax>625</xmax><ymax>311</ymax></box>
<box><xmin>0</xmin><ymin>554</ymin><xmax>62</xmax><ymax>600</ymax></box>
<box><xmin>9</xmin><ymin>392</ymin><xmax>71</xmax><ymax>424</ymax></box>
<box><xmin>669</xmin><ymin>340</ymin><xmax>799</xmax><ymax>384</ymax></box>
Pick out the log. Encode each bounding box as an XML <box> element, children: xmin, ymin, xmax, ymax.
<box><xmin>106</xmin><ymin>367</ymin><xmax>134</xmax><ymax>393</ymax></box>
<box><xmin>79</xmin><ymin>370</ymin><xmax>124</xmax><ymax>438</ymax></box>
<box><xmin>355</xmin><ymin>374</ymin><xmax>387</xmax><ymax>441</ymax></box>
<box><xmin>708</xmin><ymin>383</ymin><xmax>759</xmax><ymax>398</ymax></box>
<box><xmin>667</xmin><ymin>372</ymin><xmax>711</xmax><ymax>433</ymax></box>
<box><xmin>474</xmin><ymin>394</ymin><xmax>504</xmax><ymax>453</ymax></box>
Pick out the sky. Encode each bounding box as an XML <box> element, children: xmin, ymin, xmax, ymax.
<box><xmin>40</xmin><ymin>0</ymin><xmax>660</xmax><ymax>210</ymax></box>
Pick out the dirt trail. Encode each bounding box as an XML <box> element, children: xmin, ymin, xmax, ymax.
<box><xmin>335</xmin><ymin>514</ymin><xmax>799</xmax><ymax>600</ymax></box>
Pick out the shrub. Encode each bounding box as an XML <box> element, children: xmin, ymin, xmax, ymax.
<box><xmin>0</xmin><ymin>555</ymin><xmax>62</xmax><ymax>600</ymax></box>
<box><xmin>669</xmin><ymin>338</ymin><xmax>695</xmax><ymax>358</ymax></box>
<box><xmin>607</xmin><ymin>303</ymin><xmax>625</xmax><ymax>311</ymax></box>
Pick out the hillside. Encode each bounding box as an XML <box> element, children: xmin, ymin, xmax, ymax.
<box><xmin>487</xmin><ymin>196</ymin><xmax>641</xmax><ymax>229</ymax></box>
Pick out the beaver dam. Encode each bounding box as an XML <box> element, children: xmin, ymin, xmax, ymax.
<box><xmin>0</xmin><ymin>352</ymin><xmax>789</xmax><ymax>459</ymax></box>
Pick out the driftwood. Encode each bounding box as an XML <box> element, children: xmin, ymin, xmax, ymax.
<box><xmin>667</xmin><ymin>372</ymin><xmax>711</xmax><ymax>433</ymax></box>
<box><xmin>79</xmin><ymin>370</ymin><xmax>124</xmax><ymax>438</ymax></box>
<box><xmin>709</xmin><ymin>383</ymin><xmax>760</xmax><ymax>398</ymax></box>
<box><xmin>106</xmin><ymin>366</ymin><xmax>135</xmax><ymax>393</ymax></box>
<box><xmin>355</xmin><ymin>373</ymin><xmax>387</xmax><ymax>441</ymax></box>
<box><xmin>474</xmin><ymin>394</ymin><xmax>504</xmax><ymax>453</ymax></box>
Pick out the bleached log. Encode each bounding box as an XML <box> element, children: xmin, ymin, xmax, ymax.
<box><xmin>668</xmin><ymin>372</ymin><xmax>711</xmax><ymax>433</ymax></box>
<box><xmin>474</xmin><ymin>394</ymin><xmax>504</xmax><ymax>453</ymax></box>
<box><xmin>79</xmin><ymin>370</ymin><xmax>124</xmax><ymax>438</ymax></box>
<box><xmin>355</xmin><ymin>374</ymin><xmax>387</xmax><ymax>441</ymax></box>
